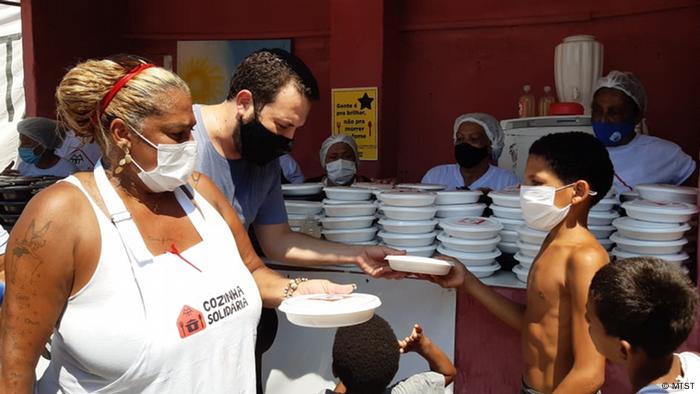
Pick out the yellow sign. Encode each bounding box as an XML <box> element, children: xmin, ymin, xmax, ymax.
<box><xmin>331</xmin><ymin>87</ymin><xmax>378</xmax><ymax>161</ymax></box>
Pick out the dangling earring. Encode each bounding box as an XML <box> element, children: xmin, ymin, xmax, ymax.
<box><xmin>115</xmin><ymin>147</ymin><xmax>132</xmax><ymax>175</ymax></box>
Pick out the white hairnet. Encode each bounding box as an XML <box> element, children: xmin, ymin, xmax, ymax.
<box><xmin>17</xmin><ymin>117</ymin><xmax>64</xmax><ymax>150</ymax></box>
<box><xmin>594</xmin><ymin>70</ymin><xmax>647</xmax><ymax>113</ymax></box>
<box><xmin>319</xmin><ymin>134</ymin><xmax>359</xmax><ymax>167</ymax></box>
<box><xmin>453</xmin><ymin>113</ymin><xmax>504</xmax><ymax>161</ymax></box>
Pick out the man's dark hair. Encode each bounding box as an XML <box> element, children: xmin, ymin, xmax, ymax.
<box><xmin>226</xmin><ymin>48</ymin><xmax>319</xmax><ymax>113</ymax></box>
<box><xmin>529</xmin><ymin>131</ymin><xmax>613</xmax><ymax>205</ymax></box>
<box><xmin>589</xmin><ymin>257</ymin><xmax>698</xmax><ymax>358</ymax></box>
<box><xmin>332</xmin><ymin>315</ymin><xmax>400</xmax><ymax>394</ymax></box>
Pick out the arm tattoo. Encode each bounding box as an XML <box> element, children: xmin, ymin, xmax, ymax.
<box><xmin>8</xmin><ymin>219</ymin><xmax>51</xmax><ymax>284</ymax></box>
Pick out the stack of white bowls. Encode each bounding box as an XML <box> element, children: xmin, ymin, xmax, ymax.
<box><xmin>377</xmin><ymin>191</ymin><xmax>439</xmax><ymax>256</ymax></box>
<box><xmin>434</xmin><ymin>190</ymin><xmax>487</xmax><ymax>219</ymax></box>
<box><xmin>436</xmin><ymin>216</ymin><xmax>503</xmax><ymax>279</ymax></box>
<box><xmin>612</xmin><ymin>184</ymin><xmax>698</xmax><ymax>267</ymax></box>
<box><xmin>320</xmin><ymin>186</ymin><xmax>379</xmax><ymax>245</ymax></box>
<box><xmin>512</xmin><ymin>225</ymin><xmax>547</xmax><ymax>282</ymax></box>
<box><xmin>589</xmin><ymin>196</ymin><xmax>619</xmax><ymax>252</ymax></box>
<box><xmin>282</xmin><ymin>183</ymin><xmax>324</xmax><ymax>233</ymax></box>
<box><xmin>395</xmin><ymin>183</ymin><xmax>447</xmax><ymax>192</ymax></box>
<box><xmin>488</xmin><ymin>189</ymin><xmax>525</xmax><ymax>255</ymax></box>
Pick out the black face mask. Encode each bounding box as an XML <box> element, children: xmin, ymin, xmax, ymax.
<box><xmin>454</xmin><ymin>143</ymin><xmax>489</xmax><ymax>169</ymax></box>
<box><xmin>239</xmin><ymin>117</ymin><xmax>293</xmax><ymax>166</ymax></box>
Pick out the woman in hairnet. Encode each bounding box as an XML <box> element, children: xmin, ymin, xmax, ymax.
<box><xmin>422</xmin><ymin>113</ymin><xmax>519</xmax><ymax>191</ymax></box>
<box><xmin>16</xmin><ymin>117</ymin><xmax>78</xmax><ymax>178</ymax></box>
<box><xmin>307</xmin><ymin>134</ymin><xmax>370</xmax><ymax>186</ymax></box>
<box><xmin>591</xmin><ymin>71</ymin><xmax>696</xmax><ymax>192</ymax></box>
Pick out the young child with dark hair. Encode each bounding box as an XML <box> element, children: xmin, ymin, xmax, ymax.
<box><xmin>321</xmin><ymin>315</ymin><xmax>456</xmax><ymax>394</ymax></box>
<box><xmin>431</xmin><ymin>132</ymin><xmax>614</xmax><ymax>393</ymax></box>
<box><xmin>587</xmin><ymin>257</ymin><xmax>699</xmax><ymax>393</ymax></box>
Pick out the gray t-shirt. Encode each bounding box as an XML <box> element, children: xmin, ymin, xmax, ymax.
<box><xmin>192</xmin><ymin>105</ymin><xmax>287</xmax><ymax>229</ymax></box>
<box><xmin>320</xmin><ymin>371</ymin><xmax>445</xmax><ymax>394</ymax></box>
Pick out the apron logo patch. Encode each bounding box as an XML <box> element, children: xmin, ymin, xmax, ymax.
<box><xmin>176</xmin><ymin>305</ymin><xmax>207</xmax><ymax>339</ymax></box>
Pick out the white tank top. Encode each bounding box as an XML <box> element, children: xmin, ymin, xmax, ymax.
<box><xmin>36</xmin><ymin>161</ymin><xmax>262</xmax><ymax>393</ymax></box>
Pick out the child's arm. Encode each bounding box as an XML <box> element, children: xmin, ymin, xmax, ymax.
<box><xmin>552</xmin><ymin>250</ymin><xmax>607</xmax><ymax>394</ymax></box>
<box><xmin>430</xmin><ymin>258</ymin><xmax>526</xmax><ymax>331</ymax></box>
<box><xmin>399</xmin><ymin>324</ymin><xmax>457</xmax><ymax>386</ymax></box>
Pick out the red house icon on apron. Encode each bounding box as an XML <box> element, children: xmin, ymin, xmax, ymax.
<box><xmin>176</xmin><ymin>305</ymin><xmax>207</xmax><ymax>338</ymax></box>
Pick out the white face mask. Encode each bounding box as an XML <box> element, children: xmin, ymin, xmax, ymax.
<box><xmin>520</xmin><ymin>184</ymin><xmax>575</xmax><ymax>231</ymax></box>
<box><xmin>128</xmin><ymin>124</ymin><xmax>198</xmax><ymax>193</ymax></box>
<box><xmin>326</xmin><ymin>159</ymin><xmax>356</xmax><ymax>185</ymax></box>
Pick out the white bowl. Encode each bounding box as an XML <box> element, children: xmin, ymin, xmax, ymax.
<box><xmin>380</xmin><ymin>205</ymin><xmax>437</xmax><ymax>221</ymax></box>
<box><xmin>322</xmin><ymin>226</ymin><xmax>379</xmax><ymax>243</ymax></box>
<box><xmin>323</xmin><ymin>186</ymin><xmax>373</xmax><ymax>201</ymax></box>
<box><xmin>436</xmin><ymin>245</ymin><xmax>501</xmax><ymax>266</ymax></box>
<box><xmin>591</xmin><ymin>198</ymin><xmax>618</xmax><ymax>212</ymax></box>
<box><xmin>281</xmin><ymin>183</ymin><xmax>324</xmax><ymax>196</ymax></box>
<box><xmin>395</xmin><ymin>183</ymin><xmax>447</xmax><ymax>192</ymax></box>
<box><xmin>388</xmin><ymin>243</ymin><xmax>438</xmax><ymax>257</ymax></box>
<box><xmin>435</xmin><ymin>190</ymin><xmax>482</xmax><ymax>205</ymax></box>
<box><xmin>436</xmin><ymin>203</ymin><xmax>487</xmax><ymax>218</ymax></box>
<box><xmin>385</xmin><ymin>255</ymin><xmax>453</xmax><ymax>275</ymax></box>
<box><xmin>500</xmin><ymin>230</ymin><xmax>519</xmax><ymax>243</ymax></box>
<box><xmin>378</xmin><ymin>231</ymin><xmax>438</xmax><ymax>247</ymax></box>
<box><xmin>512</xmin><ymin>264</ymin><xmax>530</xmax><ymax>283</ymax></box>
<box><xmin>438</xmin><ymin>217</ymin><xmax>503</xmax><ymax>240</ymax></box>
<box><xmin>599</xmin><ymin>238</ymin><xmax>614</xmax><ymax>251</ymax></box>
<box><xmin>324</xmin><ymin>203</ymin><xmax>378</xmax><ymax>217</ymax></box>
<box><xmin>588</xmin><ymin>210</ymin><xmax>620</xmax><ymax>226</ymax></box>
<box><xmin>321</xmin><ymin>216</ymin><xmax>376</xmax><ymax>230</ymax></box>
<box><xmin>498</xmin><ymin>241</ymin><xmax>520</xmax><ymax>254</ymax></box>
<box><xmin>378</xmin><ymin>218</ymin><xmax>438</xmax><ymax>234</ymax></box>
<box><xmin>514</xmin><ymin>252</ymin><xmax>535</xmax><ymax>268</ymax></box>
<box><xmin>279</xmin><ymin>293</ymin><xmax>381</xmax><ymax>328</ymax></box>
<box><xmin>609</xmin><ymin>233</ymin><xmax>688</xmax><ymax>255</ymax></box>
<box><xmin>613</xmin><ymin>217</ymin><xmax>691</xmax><ymax>241</ymax></box>
<box><xmin>611</xmin><ymin>247</ymin><xmax>690</xmax><ymax>265</ymax></box>
<box><xmin>622</xmin><ymin>200</ymin><xmax>698</xmax><ymax>224</ymax></box>
<box><xmin>589</xmin><ymin>225</ymin><xmax>616</xmax><ymax>239</ymax></box>
<box><xmin>516</xmin><ymin>225</ymin><xmax>548</xmax><ymax>244</ymax></box>
<box><xmin>516</xmin><ymin>241</ymin><xmax>542</xmax><ymax>258</ymax></box>
<box><xmin>488</xmin><ymin>189</ymin><xmax>521</xmax><ymax>208</ymax></box>
<box><xmin>635</xmin><ymin>184</ymin><xmax>698</xmax><ymax>204</ymax></box>
<box><xmin>491</xmin><ymin>205</ymin><xmax>523</xmax><ymax>219</ymax></box>
<box><xmin>379</xmin><ymin>191</ymin><xmax>436</xmax><ymax>207</ymax></box>
<box><xmin>288</xmin><ymin>213</ymin><xmax>320</xmax><ymax>227</ymax></box>
<box><xmin>285</xmin><ymin>200</ymin><xmax>323</xmax><ymax>215</ymax></box>
<box><xmin>438</xmin><ymin>232</ymin><xmax>501</xmax><ymax>253</ymax></box>
<box><xmin>491</xmin><ymin>216</ymin><xmax>526</xmax><ymax>231</ymax></box>
<box><xmin>466</xmin><ymin>262</ymin><xmax>501</xmax><ymax>278</ymax></box>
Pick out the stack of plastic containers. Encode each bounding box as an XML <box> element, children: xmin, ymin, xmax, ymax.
<box><xmin>282</xmin><ymin>183</ymin><xmax>324</xmax><ymax>235</ymax></box>
<box><xmin>436</xmin><ymin>216</ymin><xmax>503</xmax><ymax>279</ymax></box>
<box><xmin>488</xmin><ymin>189</ymin><xmax>524</xmax><ymax>255</ymax></box>
<box><xmin>320</xmin><ymin>186</ymin><xmax>379</xmax><ymax>245</ymax></box>
<box><xmin>434</xmin><ymin>190</ymin><xmax>486</xmax><ymax>219</ymax></box>
<box><xmin>512</xmin><ymin>225</ymin><xmax>547</xmax><ymax>282</ymax></box>
<box><xmin>377</xmin><ymin>191</ymin><xmax>439</xmax><ymax>256</ymax></box>
<box><xmin>589</xmin><ymin>195</ymin><xmax>619</xmax><ymax>252</ymax></box>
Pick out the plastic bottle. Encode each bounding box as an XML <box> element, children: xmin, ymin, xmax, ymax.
<box><xmin>518</xmin><ymin>85</ymin><xmax>536</xmax><ymax>118</ymax></box>
<box><xmin>538</xmin><ymin>86</ymin><xmax>557</xmax><ymax>116</ymax></box>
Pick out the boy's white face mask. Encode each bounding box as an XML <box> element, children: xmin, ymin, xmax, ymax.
<box><xmin>520</xmin><ymin>184</ymin><xmax>577</xmax><ymax>231</ymax></box>
<box><xmin>326</xmin><ymin>159</ymin><xmax>356</xmax><ymax>185</ymax></box>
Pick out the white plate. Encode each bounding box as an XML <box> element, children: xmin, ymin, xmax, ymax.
<box><xmin>500</xmin><ymin>230</ymin><xmax>519</xmax><ymax>243</ymax></box>
<box><xmin>395</xmin><ymin>183</ymin><xmax>447</xmax><ymax>192</ymax></box>
<box><xmin>287</xmin><ymin>213</ymin><xmax>320</xmax><ymax>227</ymax></box>
<box><xmin>514</xmin><ymin>252</ymin><xmax>535</xmax><ymax>268</ymax></box>
<box><xmin>498</xmin><ymin>241</ymin><xmax>519</xmax><ymax>254</ymax></box>
<box><xmin>320</xmin><ymin>216</ymin><xmax>376</xmax><ymax>230</ymax></box>
<box><xmin>378</xmin><ymin>191</ymin><xmax>436</xmax><ymax>207</ymax></box>
<box><xmin>491</xmin><ymin>216</ymin><xmax>526</xmax><ymax>231</ymax></box>
<box><xmin>279</xmin><ymin>293</ymin><xmax>382</xmax><ymax>328</ymax></box>
<box><xmin>512</xmin><ymin>264</ymin><xmax>530</xmax><ymax>283</ymax></box>
<box><xmin>323</xmin><ymin>186</ymin><xmax>373</xmax><ymax>201</ymax></box>
<box><xmin>322</xmin><ymin>226</ymin><xmax>379</xmax><ymax>243</ymax></box>
<box><xmin>516</xmin><ymin>225</ymin><xmax>548</xmax><ymax>245</ymax></box>
<box><xmin>466</xmin><ymin>262</ymin><xmax>501</xmax><ymax>278</ymax></box>
<box><xmin>380</xmin><ymin>205</ymin><xmax>437</xmax><ymax>221</ymax></box>
<box><xmin>622</xmin><ymin>200</ymin><xmax>698</xmax><ymax>224</ymax></box>
<box><xmin>439</xmin><ymin>216</ymin><xmax>503</xmax><ymax>240</ymax></box>
<box><xmin>285</xmin><ymin>200</ymin><xmax>323</xmax><ymax>215</ymax></box>
<box><xmin>591</xmin><ymin>198</ymin><xmax>618</xmax><ymax>212</ymax></box>
<box><xmin>610</xmin><ymin>247</ymin><xmax>690</xmax><ymax>264</ymax></box>
<box><xmin>487</xmin><ymin>189</ymin><xmax>521</xmax><ymax>208</ymax></box>
<box><xmin>612</xmin><ymin>217</ymin><xmax>691</xmax><ymax>241</ymax></box>
<box><xmin>589</xmin><ymin>225</ymin><xmax>617</xmax><ymax>239</ymax></box>
<box><xmin>490</xmin><ymin>205</ymin><xmax>523</xmax><ymax>219</ymax></box>
<box><xmin>516</xmin><ymin>241</ymin><xmax>541</xmax><ymax>258</ymax></box>
<box><xmin>436</xmin><ymin>203</ymin><xmax>487</xmax><ymax>218</ymax></box>
<box><xmin>436</xmin><ymin>245</ymin><xmax>501</xmax><ymax>266</ymax></box>
<box><xmin>437</xmin><ymin>232</ymin><xmax>501</xmax><ymax>253</ymax></box>
<box><xmin>385</xmin><ymin>255</ymin><xmax>453</xmax><ymax>275</ymax></box>
<box><xmin>324</xmin><ymin>203</ymin><xmax>378</xmax><ymax>217</ymax></box>
<box><xmin>378</xmin><ymin>218</ymin><xmax>438</xmax><ymax>234</ymax></box>
<box><xmin>635</xmin><ymin>184</ymin><xmax>698</xmax><ymax>204</ymax></box>
<box><xmin>378</xmin><ymin>230</ymin><xmax>438</xmax><ymax>247</ymax></box>
<box><xmin>588</xmin><ymin>210</ymin><xmax>620</xmax><ymax>226</ymax></box>
<box><xmin>610</xmin><ymin>233</ymin><xmax>688</xmax><ymax>255</ymax></box>
<box><xmin>281</xmin><ymin>183</ymin><xmax>324</xmax><ymax>196</ymax></box>
<box><xmin>435</xmin><ymin>190</ymin><xmax>482</xmax><ymax>205</ymax></box>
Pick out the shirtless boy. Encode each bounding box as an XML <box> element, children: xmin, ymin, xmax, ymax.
<box><xmin>432</xmin><ymin>132</ymin><xmax>613</xmax><ymax>393</ymax></box>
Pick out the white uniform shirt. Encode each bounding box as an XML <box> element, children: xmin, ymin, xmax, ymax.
<box><xmin>279</xmin><ymin>154</ymin><xmax>305</xmax><ymax>184</ymax></box>
<box><xmin>421</xmin><ymin>164</ymin><xmax>519</xmax><ymax>191</ymax></box>
<box><xmin>0</xmin><ymin>225</ymin><xmax>8</xmax><ymax>255</ymax></box>
<box><xmin>637</xmin><ymin>352</ymin><xmax>700</xmax><ymax>393</ymax></box>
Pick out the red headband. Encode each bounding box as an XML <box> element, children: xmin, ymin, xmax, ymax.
<box><xmin>98</xmin><ymin>63</ymin><xmax>155</xmax><ymax>113</ymax></box>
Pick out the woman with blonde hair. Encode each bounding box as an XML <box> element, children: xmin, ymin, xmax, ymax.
<box><xmin>0</xmin><ymin>55</ymin><xmax>353</xmax><ymax>393</ymax></box>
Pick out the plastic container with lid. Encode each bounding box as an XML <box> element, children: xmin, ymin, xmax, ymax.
<box><xmin>387</xmin><ymin>243</ymin><xmax>438</xmax><ymax>258</ymax></box>
<box><xmin>610</xmin><ymin>247</ymin><xmax>690</xmax><ymax>265</ymax></box>
<box><xmin>591</xmin><ymin>198</ymin><xmax>618</xmax><ymax>212</ymax></box>
<box><xmin>622</xmin><ymin>200</ymin><xmax>698</xmax><ymax>224</ymax></box>
<box><xmin>395</xmin><ymin>183</ymin><xmax>447</xmax><ymax>192</ymax></box>
<box><xmin>378</xmin><ymin>231</ymin><xmax>438</xmax><ymax>248</ymax></box>
<box><xmin>281</xmin><ymin>183</ymin><xmax>324</xmax><ymax>197</ymax></box>
<box><xmin>516</xmin><ymin>241</ymin><xmax>542</xmax><ymax>258</ymax></box>
<box><xmin>490</xmin><ymin>205</ymin><xmax>523</xmax><ymax>220</ymax></box>
<box><xmin>323</xmin><ymin>186</ymin><xmax>373</xmax><ymax>201</ymax></box>
<box><xmin>610</xmin><ymin>233</ymin><xmax>688</xmax><ymax>255</ymax></box>
<box><xmin>322</xmin><ymin>226</ymin><xmax>379</xmax><ymax>243</ymax></box>
<box><xmin>437</xmin><ymin>232</ymin><xmax>501</xmax><ymax>253</ymax></box>
<box><xmin>498</xmin><ymin>241</ymin><xmax>519</xmax><ymax>254</ymax></box>
<box><xmin>324</xmin><ymin>202</ymin><xmax>377</xmax><ymax>217</ymax></box>
<box><xmin>285</xmin><ymin>200</ymin><xmax>323</xmax><ymax>215</ymax></box>
<box><xmin>438</xmin><ymin>217</ymin><xmax>503</xmax><ymax>240</ymax></box>
<box><xmin>516</xmin><ymin>225</ymin><xmax>548</xmax><ymax>245</ymax></box>
<box><xmin>385</xmin><ymin>255</ymin><xmax>453</xmax><ymax>275</ymax></box>
<box><xmin>279</xmin><ymin>293</ymin><xmax>382</xmax><ymax>328</ymax></box>
<box><xmin>500</xmin><ymin>229</ymin><xmax>519</xmax><ymax>243</ymax></box>
<box><xmin>514</xmin><ymin>252</ymin><xmax>535</xmax><ymax>268</ymax></box>
<box><xmin>288</xmin><ymin>213</ymin><xmax>320</xmax><ymax>228</ymax></box>
<box><xmin>492</xmin><ymin>216</ymin><xmax>526</xmax><ymax>231</ymax></box>
<box><xmin>487</xmin><ymin>189</ymin><xmax>521</xmax><ymax>208</ymax></box>
<box><xmin>589</xmin><ymin>225</ymin><xmax>616</xmax><ymax>239</ymax></box>
<box><xmin>588</xmin><ymin>210</ymin><xmax>620</xmax><ymax>226</ymax></box>
<box><xmin>436</xmin><ymin>245</ymin><xmax>502</xmax><ymax>266</ymax></box>
<box><xmin>436</xmin><ymin>203</ymin><xmax>487</xmax><ymax>218</ymax></box>
<box><xmin>634</xmin><ymin>184</ymin><xmax>698</xmax><ymax>204</ymax></box>
<box><xmin>378</xmin><ymin>218</ymin><xmax>438</xmax><ymax>234</ymax></box>
<box><xmin>380</xmin><ymin>205</ymin><xmax>437</xmax><ymax>221</ymax></box>
<box><xmin>378</xmin><ymin>191</ymin><xmax>436</xmax><ymax>207</ymax></box>
<box><xmin>435</xmin><ymin>190</ymin><xmax>482</xmax><ymax>205</ymax></box>
<box><xmin>612</xmin><ymin>217</ymin><xmax>690</xmax><ymax>241</ymax></box>
<box><xmin>548</xmin><ymin>102</ymin><xmax>584</xmax><ymax>116</ymax></box>
<box><xmin>320</xmin><ymin>216</ymin><xmax>376</xmax><ymax>230</ymax></box>
<box><xmin>466</xmin><ymin>262</ymin><xmax>501</xmax><ymax>278</ymax></box>
<box><xmin>512</xmin><ymin>264</ymin><xmax>530</xmax><ymax>283</ymax></box>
